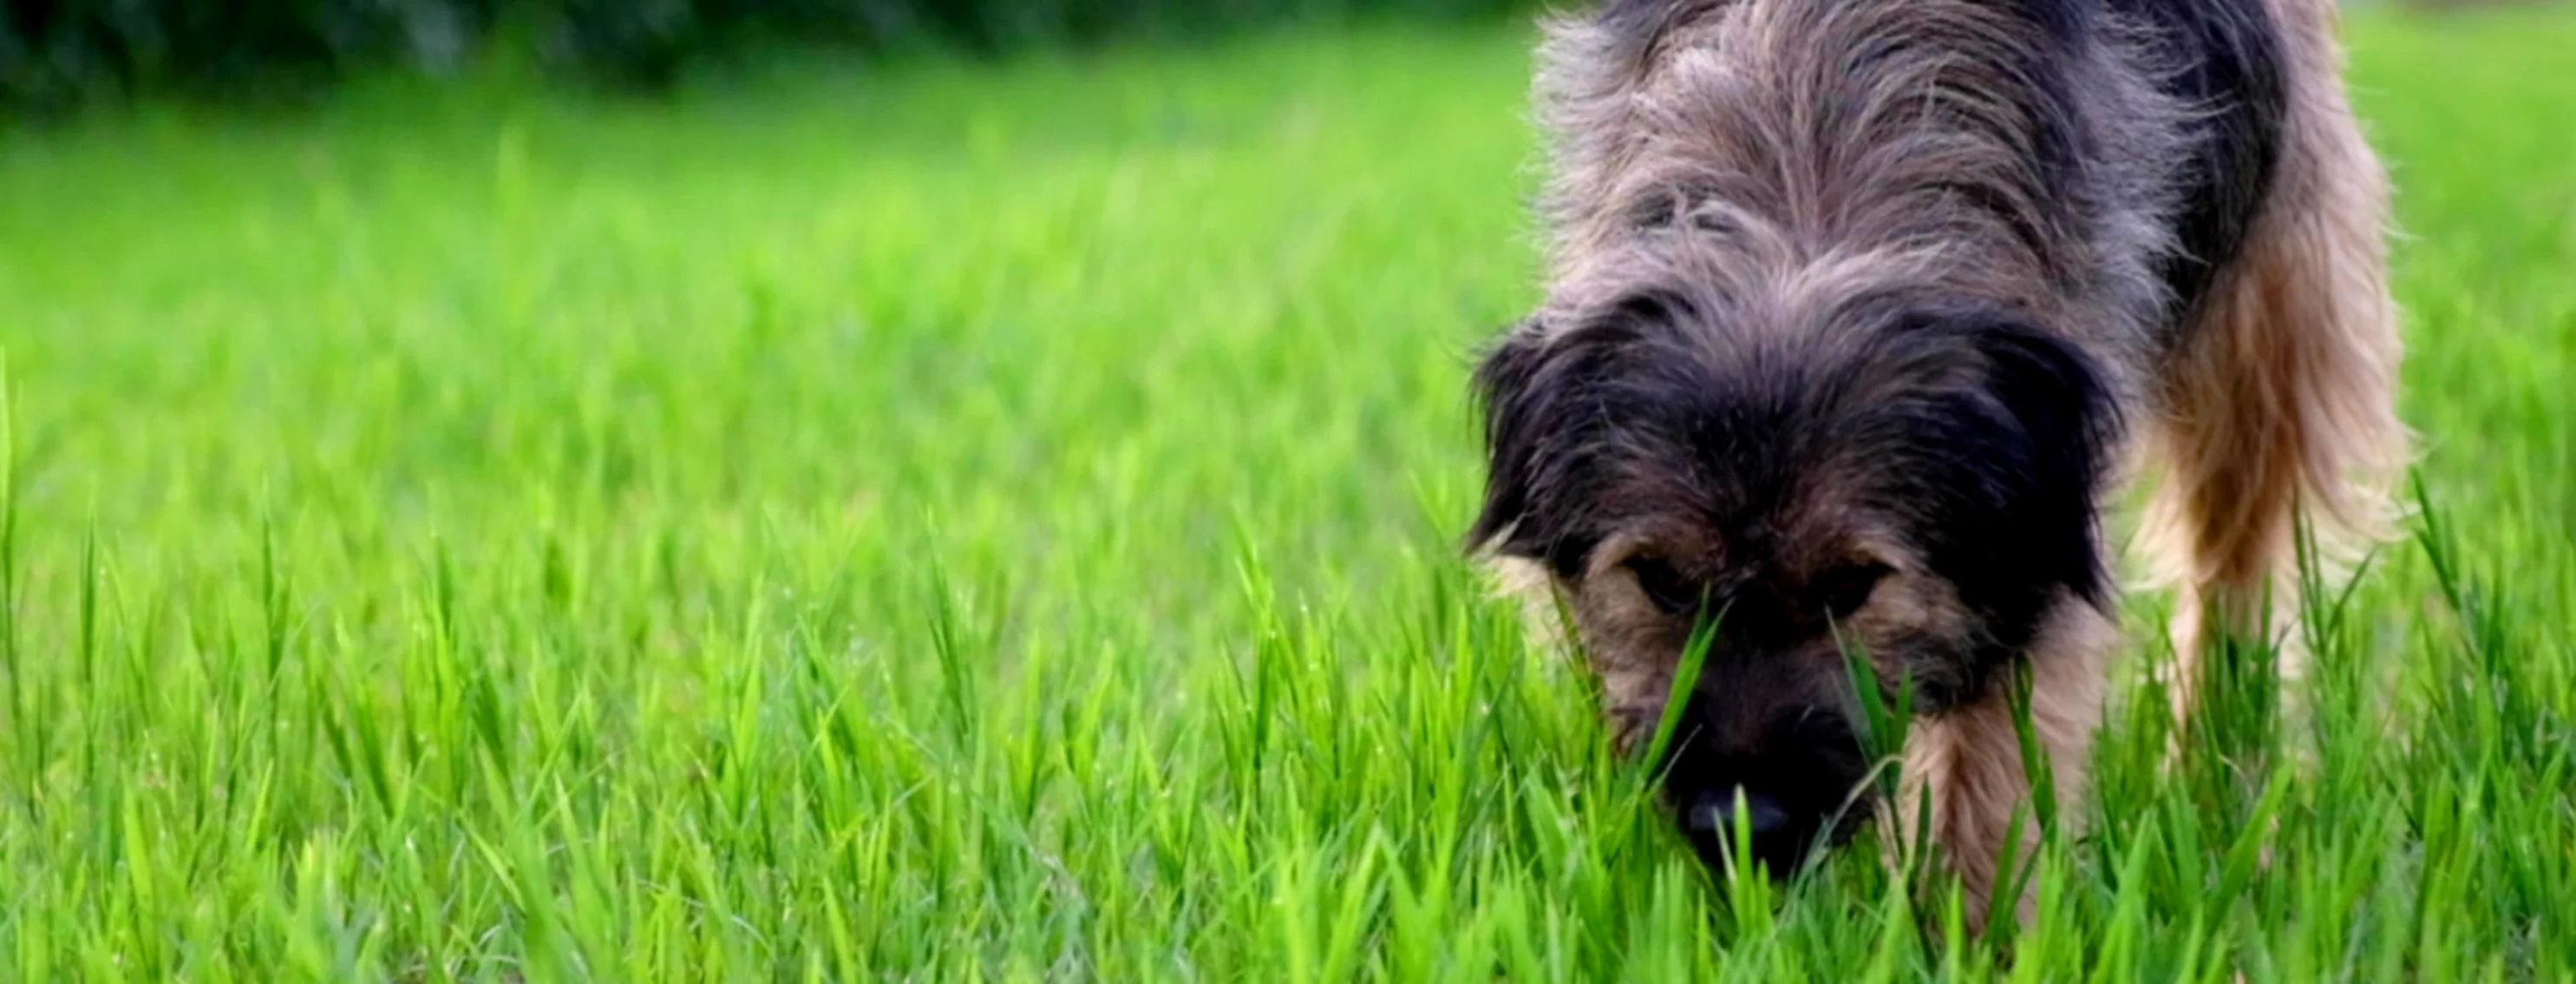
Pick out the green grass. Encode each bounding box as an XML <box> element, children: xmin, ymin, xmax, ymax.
<box><xmin>3</xmin><ymin>5</ymin><xmax>2573</xmax><ymax>981</ymax></box>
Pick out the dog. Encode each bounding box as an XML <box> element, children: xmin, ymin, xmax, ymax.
<box><xmin>1465</xmin><ymin>0</ymin><xmax>2406</xmax><ymax>928</ymax></box>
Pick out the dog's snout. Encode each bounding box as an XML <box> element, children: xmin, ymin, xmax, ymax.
<box><xmin>1684</xmin><ymin>786</ymin><xmax>1789</xmax><ymax>838</ymax></box>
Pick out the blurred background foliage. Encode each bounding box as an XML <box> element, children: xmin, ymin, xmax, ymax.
<box><xmin>0</xmin><ymin>0</ymin><xmax>1542</xmax><ymax>114</ymax></box>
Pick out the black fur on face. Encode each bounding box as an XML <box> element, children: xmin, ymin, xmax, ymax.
<box><xmin>1467</xmin><ymin>285</ymin><xmax>2120</xmax><ymax>871</ymax></box>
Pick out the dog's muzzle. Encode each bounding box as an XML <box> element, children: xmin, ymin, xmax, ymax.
<box><xmin>1684</xmin><ymin>786</ymin><xmax>1790</xmax><ymax>840</ymax></box>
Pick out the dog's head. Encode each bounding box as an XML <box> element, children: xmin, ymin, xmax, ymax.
<box><xmin>1468</xmin><ymin>285</ymin><xmax>2117</xmax><ymax>875</ymax></box>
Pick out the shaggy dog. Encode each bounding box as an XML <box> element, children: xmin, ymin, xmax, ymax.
<box><xmin>1466</xmin><ymin>0</ymin><xmax>2405</xmax><ymax>928</ymax></box>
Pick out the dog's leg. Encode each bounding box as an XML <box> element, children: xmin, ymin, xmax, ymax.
<box><xmin>1897</xmin><ymin>595</ymin><xmax>2112</xmax><ymax>933</ymax></box>
<box><xmin>2137</xmin><ymin>0</ymin><xmax>2408</xmax><ymax>730</ymax></box>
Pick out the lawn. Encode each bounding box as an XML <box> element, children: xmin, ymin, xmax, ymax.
<box><xmin>2</xmin><ymin>5</ymin><xmax>2572</xmax><ymax>981</ymax></box>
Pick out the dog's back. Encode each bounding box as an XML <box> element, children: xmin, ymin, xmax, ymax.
<box><xmin>1530</xmin><ymin>0</ymin><xmax>2296</xmax><ymax>361</ymax></box>
<box><xmin>2105</xmin><ymin>0</ymin><xmax>2291</xmax><ymax>334</ymax></box>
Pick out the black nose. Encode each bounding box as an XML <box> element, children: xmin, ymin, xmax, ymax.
<box><xmin>1684</xmin><ymin>787</ymin><xmax>1788</xmax><ymax>839</ymax></box>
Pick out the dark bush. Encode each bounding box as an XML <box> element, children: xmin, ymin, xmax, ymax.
<box><xmin>1</xmin><ymin>0</ymin><xmax>1540</xmax><ymax>113</ymax></box>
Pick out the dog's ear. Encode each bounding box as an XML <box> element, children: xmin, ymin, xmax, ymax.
<box><xmin>1972</xmin><ymin>318</ymin><xmax>2117</xmax><ymax>497</ymax></box>
<box><xmin>1466</xmin><ymin>316</ymin><xmax>1565</xmax><ymax>556</ymax></box>
<box><xmin>1967</xmin><ymin>318</ymin><xmax>2121</xmax><ymax>600</ymax></box>
<box><xmin>1466</xmin><ymin>296</ymin><xmax>1679</xmax><ymax>563</ymax></box>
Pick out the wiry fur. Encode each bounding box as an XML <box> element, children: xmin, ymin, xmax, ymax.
<box><xmin>1468</xmin><ymin>0</ymin><xmax>2405</xmax><ymax>932</ymax></box>
<box><xmin>2136</xmin><ymin>0</ymin><xmax>2409</xmax><ymax>718</ymax></box>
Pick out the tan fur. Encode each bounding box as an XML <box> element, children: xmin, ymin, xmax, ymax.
<box><xmin>2136</xmin><ymin>0</ymin><xmax>2409</xmax><ymax>725</ymax></box>
<box><xmin>1487</xmin><ymin>553</ymin><xmax>1574</xmax><ymax>653</ymax></box>
<box><xmin>1893</xmin><ymin>594</ymin><xmax>2113</xmax><ymax>933</ymax></box>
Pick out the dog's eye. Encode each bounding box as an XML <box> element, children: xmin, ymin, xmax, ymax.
<box><xmin>1814</xmin><ymin>561</ymin><xmax>1893</xmax><ymax>621</ymax></box>
<box><xmin>1624</xmin><ymin>556</ymin><xmax>1703</xmax><ymax>615</ymax></box>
